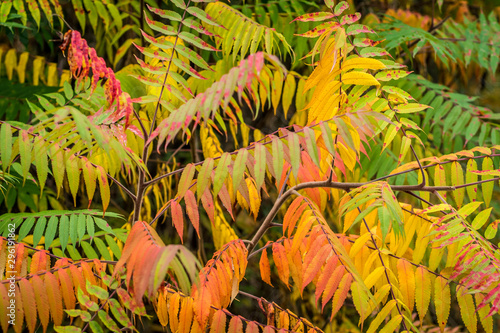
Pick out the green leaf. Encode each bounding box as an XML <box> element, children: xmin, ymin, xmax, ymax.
<box><xmin>64</xmin><ymin>309</ymin><xmax>92</xmax><ymax>322</ymax></box>
<box><xmin>54</xmin><ymin>326</ymin><xmax>82</xmax><ymax>333</ymax></box>
<box><xmin>186</xmin><ymin>6</ymin><xmax>223</xmax><ymax>28</ymax></box>
<box><xmin>1</xmin><ymin>122</ymin><xmax>12</xmax><ymax>171</ymax></box>
<box><xmin>81</xmin><ymin>241</ymin><xmax>99</xmax><ymax>259</ymax></box>
<box><xmin>197</xmin><ymin>158</ymin><xmax>214</xmax><ymax>200</ymax></box>
<box><xmin>69</xmin><ymin>214</ymin><xmax>78</xmax><ymax>245</ymax></box>
<box><xmin>18</xmin><ymin>131</ymin><xmax>32</xmax><ymax>181</ymax></box>
<box><xmin>98</xmin><ymin>310</ymin><xmax>120</xmax><ymax>332</ymax></box>
<box><xmin>86</xmin><ymin>214</ymin><xmax>95</xmax><ymax>241</ymax></box>
<box><xmin>288</xmin><ymin>132</ymin><xmax>301</xmax><ymax>179</ymax></box>
<box><xmin>86</xmin><ymin>280</ymin><xmax>109</xmax><ymax>300</ymax></box>
<box><xmin>466</xmin><ymin>159</ymin><xmax>478</xmax><ymax>202</ymax></box>
<box><xmin>34</xmin><ymin>137</ymin><xmax>48</xmax><ymax>194</ymax></box>
<box><xmin>457</xmin><ymin>201</ymin><xmax>483</xmax><ymax>219</ymax></box>
<box><xmin>105</xmin><ymin>234</ymin><xmax>121</xmax><ymax>259</ymax></box>
<box><xmin>334</xmin><ymin>1</ymin><xmax>349</xmax><ymax>16</ymax></box>
<box><xmin>484</xmin><ymin>221</ymin><xmax>498</xmax><ymax>239</ymax></box>
<box><xmin>471</xmin><ymin>208</ymin><xmax>492</xmax><ymax>230</ymax></box>
<box><xmin>17</xmin><ymin>217</ymin><xmax>34</xmax><ymax>242</ymax></box>
<box><xmin>94</xmin><ymin>217</ymin><xmax>114</xmax><ymax>234</ymax></box>
<box><xmin>108</xmin><ymin>298</ymin><xmax>134</xmax><ymax>329</ymax></box>
<box><xmin>178</xmin><ymin>31</ymin><xmax>218</xmax><ymax>51</ymax></box>
<box><xmin>93</xmin><ymin>237</ymin><xmax>112</xmax><ymax>261</ymax></box>
<box><xmin>271</xmin><ymin>137</ymin><xmax>284</xmax><ymax>182</ymax></box>
<box><xmin>213</xmin><ymin>153</ymin><xmax>231</xmax><ymax>198</ymax></box>
<box><xmin>89</xmin><ymin>321</ymin><xmax>104</xmax><ymax>333</ymax></box>
<box><xmin>481</xmin><ymin>157</ymin><xmax>494</xmax><ymax>207</ymax></box>
<box><xmin>176</xmin><ymin>164</ymin><xmax>196</xmax><ymax>199</ymax></box>
<box><xmin>32</xmin><ymin>216</ymin><xmax>47</xmax><ymax>247</ymax></box>
<box><xmin>233</xmin><ymin>149</ymin><xmax>248</xmax><ymax>193</ymax></box>
<box><xmin>77</xmin><ymin>213</ymin><xmax>86</xmax><ymax>243</ymax></box>
<box><xmin>77</xmin><ymin>288</ymin><xmax>99</xmax><ymax>311</ymax></box>
<box><xmin>44</xmin><ymin>215</ymin><xmax>59</xmax><ymax>250</ymax></box>
<box><xmin>254</xmin><ymin>143</ymin><xmax>266</xmax><ymax>190</ymax></box>
<box><xmin>395</xmin><ymin>103</ymin><xmax>430</xmax><ymax>113</ymax></box>
<box><xmin>59</xmin><ymin>215</ymin><xmax>70</xmax><ymax>251</ymax></box>
<box><xmin>0</xmin><ymin>2</ymin><xmax>12</xmax><ymax>23</ymax></box>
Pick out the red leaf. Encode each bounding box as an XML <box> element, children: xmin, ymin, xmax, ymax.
<box><xmin>185</xmin><ymin>190</ymin><xmax>200</xmax><ymax>238</ymax></box>
<box><xmin>171</xmin><ymin>200</ymin><xmax>184</xmax><ymax>242</ymax></box>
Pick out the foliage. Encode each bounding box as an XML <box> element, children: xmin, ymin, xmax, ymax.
<box><xmin>1</xmin><ymin>0</ymin><xmax>500</xmax><ymax>332</ymax></box>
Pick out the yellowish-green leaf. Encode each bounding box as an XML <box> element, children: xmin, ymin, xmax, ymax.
<box><xmin>341</xmin><ymin>71</ymin><xmax>380</xmax><ymax>86</ymax></box>
<box><xmin>457</xmin><ymin>286</ymin><xmax>477</xmax><ymax>333</ymax></box>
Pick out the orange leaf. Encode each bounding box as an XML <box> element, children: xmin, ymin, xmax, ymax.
<box><xmin>285</xmin><ymin>239</ymin><xmax>304</xmax><ymax>291</ymax></box>
<box><xmin>218</xmin><ymin>183</ymin><xmax>234</xmax><ymax>220</ymax></box>
<box><xmin>14</xmin><ymin>243</ymin><xmax>26</xmax><ymax>276</ymax></box>
<box><xmin>245</xmin><ymin>321</ymin><xmax>260</xmax><ymax>333</ymax></box>
<box><xmin>283</xmin><ymin>196</ymin><xmax>306</xmax><ymax>236</ymax></box>
<box><xmin>45</xmin><ymin>272</ymin><xmax>63</xmax><ymax>326</ymax></box>
<box><xmin>57</xmin><ymin>268</ymin><xmax>76</xmax><ymax>310</ymax></box>
<box><xmin>210</xmin><ymin>309</ymin><xmax>227</xmax><ymax>333</ymax></box>
<box><xmin>290</xmin><ymin>215</ymin><xmax>314</xmax><ymax>255</ymax></box>
<box><xmin>19</xmin><ymin>279</ymin><xmax>37</xmax><ymax>333</ymax></box>
<box><xmin>201</xmin><ymin>188</ymin><xmax>215</xmax><ymax>225</ymax></box>
<box><xmin>0</xmin><ymin>283</ymin><xmax>8</xmax><ymax>333</ymax></box>
<box><xmin>30</xmin><ymin>250</ymin><xmax>49</xmax><ymax>274</ymax></box>
<box><xmin>185</xmin><ymin>190</ymin><xmax>200</xmax><ymax>238</ymax></box>
<box><xmin>330</xmin><ymin>273</ymin><xmax>353</xmax><ymax>319</ymax></box>
<box><xmin>133</xmin><ymin>245</ymin><xmax>161</xmax><ymax>303</ymax></box>
<box><xmin>194</xmin><ymin>286</ymin><xmax>212</xmax><ymax>329</ymax></box>
<box><xmin>315</xmin><ymin>255</ymin><xmax>339</xmax><ymax>304</ymax></box>
<box><xmin>272</xmin><ymin>243</ymin><xmax>289</xmax><ymax>288</ymax></box>
<box><xmin>302</xmin><ymin>245</ymin><xmax>330</xmax><ymax>291</ymax></box>
<box><xmin>32</xmin><ymin>275</ymin><xmax>50</xmax><ymax>333</ymax></box>
<box><xmin>168</xmin><ymin>292</ymin><xmax>181</xmax><ymax>332</ymax></box>
<box><xmin>13</xmin><ymin>284</ymin><xmax>24</xmax><ymax>333</ymax></box>
<box><xmin>228</xmin><ymin>316</ymin><xmax>244</xmax><ymax>333</ymax></box>
<box><xmin>171</xmin><ymin>199</ymin><xmax>184</xmax><ymax>242</ymax></box>
<box><xmin>322</xmin><ymin>265</ymin><xmax>346</xmax><ymax>311</ymax></box>
<box><xmin>259</xmin><ymin>247</ymin><xmax>273</xmax><ymax>286</ymax></box>
<box><xmin>397</xmin><ymin>259</ymin><xmax>415</xmax><ymax>313</ymax></box>
<box><xmin>179</xmin><ymin>297</ymin><xmax>195</xmax><ymax>333</ymax></box>
<box><xmin>157</xmin><ymin>289</ymin><xmax>168</xmax><ymax>327</ymax></box>
<box><xmin>69</xmin><ymin>265</ymin><xmax>86</xmax><ymax>296</ymax></box>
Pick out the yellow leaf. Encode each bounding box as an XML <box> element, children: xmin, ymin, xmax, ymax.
<box><xmin>366</xmin><ymin>300</ymin><xmax>397</xmax><ymax>333</ymax></box>
<box><xmin>349</xmin><ymin>232</ymin><xmax>372</xmax><ymax>257</ymax></box>
<box><xmin>5</xmin><ymin>49</ymin><xmax>17</xmax><ymax>80</ymax></box>
<box><xmin>457</xmin><ymin>286</ymin><xmax>477</xmax><ymax>333</ymax></box>
<box><xmin>475</xmin><ymin>294</ymin><xmax>493</xmax><ymax>333</ymax></box>
<box><xmin>47</xmin><ymin>62</ymin><xmax>58</xmax><ymax>86</ymax></box>
<box><xmin>283</xmin><ymin>73</ymin><xmax>296</xmax><ymax>118</ymax></box>
<box><xmin>33</xmin><ymin>56</ymin><xmax>45</xmax><ymax>86</ymax></box>
<box><xmin>16</xmin><ymin>52</ymin><xmax>29</xmax><ymax>83</ymax></box>
<box><xmin>342</xmin><ymin>71</ymin><xmax>380</xmax><ymax>86</ymax></box>
<box><xmin>364</xmin><ymin>266</ymin><xmax>385</xmax><ymax>289</ymax></box>
<box><xmin>415</xmin><ymin>267</ymin><xmax>431</xmax><ymax>321</ymax></box>
<box><xmin>271</xmin><ymin>70</ymin><xmax>283</xmax><ymax>113</ymax></box>
<box><xmin>379</xmin><ymin>315</ymin><xmax>402</xmax><ymax>333</ymax></box>
<box><xmin>341</xmin><ymin>57</ymin><xmax>386</xmax><ymax>71</ymax></box>
<box><xmin>157</xmin><ymin>290</ymin><xmax>168</xmax><ymax>327</ymax></box>
<box><xmin>396</xmin><ymin>259</ymin><xmax>415</xmax><ymax>313</ymax></box>
<box><xmin>337</xmin><ymin>142</ymin><xmax>356</xmax><ymax>171</ymax></box>
<box><xmin>434</xmin><ymin>276</ymin><xmax>450</xmax><ymax>332</ymax></box>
